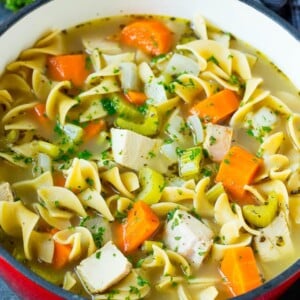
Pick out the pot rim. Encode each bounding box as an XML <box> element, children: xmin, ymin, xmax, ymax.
<box><xmin>0</xmin><ymin>0</ymin><xmax>299</xmax><ymax>299</ymax></box>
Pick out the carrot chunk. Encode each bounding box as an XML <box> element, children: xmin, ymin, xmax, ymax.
<box><xmin>47</xmin><ymin>54</ymin><xmax>90</xmax><ymax>87</ymax></box>
<box><xmin>50</xmin><ymin>229</ymin><xmax>72</xmax><ymax>269</ymax></box>
<box><xmin>52</xmin><ymin>241</ymin><xmax>72</xmax><ymax>269</ymax></box>
<box><xmin>216</xmin><ymin>146</ymin><xmax>263</xmax><ymax>204</ymax></box>
<box><xmin>220</xmin><ymin>246</ymin><xmax>263</xmax><ymax>296</ymax></box>
<box><xmin>31</xmin><ymin>103</ymin><xmax>53</xmax><ymax>133</ymax></box>
<box><xmin>190</xmin><ymin>89</ymin><xmax>240</xmax><ymax>124</ymax></box>
<box><xmin>125</xmin><ymin>90</ymin><xmax>148</xmax><ymax>105</ymax></box>
<box><xmin>32</xmin><ymin>103</ymin><xmax>49</xmax><ymax>124</ymax></box>
<box><xmin>53</xmin><ymin>171</ymin><xmax>66</xmax><ymax>187</ymax></box>
<box><xmin>121</xmin><ymin>201</ymin><xmax>160</xmax><ymax>253</ymax></box>
<box><xmin>83</xmin><ymin>119</ymin><xmax>106</xmax><ymax>141</ymax></box>
<box><xmin>120</xmin><ymin>20</ymin><xmax>173</xmax><ymax>56</ymax></box>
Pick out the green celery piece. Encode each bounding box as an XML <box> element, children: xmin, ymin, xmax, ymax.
<box><xmin>115</xmin><ymin>106</ymin><xmax>159</xmax><ymax>136</ymax></box>
<box><xmin>206</xmin><ymin>182</ymin><xmax>225</xmax><ymax>204</ymax></box>
<box><xmin>114</xmin><ymin>94</ymin><xmax>144</xmax><ymax>121</ymax></box>
<box><xmin>179</xmin><ymin>146</ymin><xmax>203</xmax><ymax>177</ymax></box>
<box><xmin>37</xmin><ymin>141</ymin><xmax>60</xmax><ymax>158</ymax></box>
<box><xmin>6</xmin><ymin>130</ymin><xmax>19</xmax><ymax>143</ymax></box>
<box><xmin>136</xmin><ymin>166</ymin><xmax>165</xmax><ymax>205</ymax></box>
<box><xmin>242</xmin><ymin>192</ymin><xmax>278</xmax><ymax>228</ymax></box>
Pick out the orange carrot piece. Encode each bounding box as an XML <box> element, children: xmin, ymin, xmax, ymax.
<box><xmin>52</xmin><ymin>241</ymin><xmax>72</xmax><ymax>269</ymax></box>
<box><xmin>50</xmin><ymin>229</ymin><xmax>72</xmax><ymax>269</ymax></box>
<box><xmin>83</xmin><ymin>119</ymin><xmax>106</xmax><ymax>141</ymax></box>
<box><xmin>220</xmin><ymin>246</ymin><xmax>262</xmax><ymax>296</ymax></box>
<box><xmin>215</xmin><ymin>146</ymin><xmax>263</xmax><ymax>204</ymax></box>
<box><xmin>47</xmin><ymin>54</ymin><xmax>90</xmax><ymax>87</ymax></box>
<box><xmin>32</xmin><ymin>103</ymin><xmax>48</xmax><ymax>124</ymax></box>
<box><xmin>32</xmin><ymin>103</ymin><xmax>53</xmax><ymax>133</ymax></box>
<box><xmin>120</xmin><ymin>20</ymin><xmax>173</xmax><ymax>56</ymax></box>
<box><xmin>190</xmin><ymin>89</ymin><xmax>240</xmax><ymax>124</ymax></box>
<box><xmin>121</xmin><ymin>201</ymin><xmax>160</xmax><ymax>253</ymax></box>
<box><xmin>125</xmin><ymin>90</ymin><xmax>148</xmax><ymax>105</ymax></box>
<box><xmin>113</xmin><ymin>222</ymin><xmax>126</xmax><ymax>252</ymax></box>
<box><xmin>53</xmin><ymin>171</ymin><xmax>66</xmax><ymax>187</ymax></box>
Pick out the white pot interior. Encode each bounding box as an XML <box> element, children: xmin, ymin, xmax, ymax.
<box><xmin>0</xmin><ymin>0</ymin><xmax>300</xmax><ymax>88</ymax></box>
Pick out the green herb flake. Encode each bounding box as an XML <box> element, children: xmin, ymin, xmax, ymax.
<box><xmin>92</xmin><ymin>226</ymin><xmax>105</xmax><ymax>248</ymax></box>
<box><xmin>101</xmin><ymin>98</ymin><xmax>117</xmax><ymax>115</ymax></box>
<box><xmin>77</xmin><ymin>149</ymin><xmax>92</xmax><ymax>159</ymax></box>
<box><xmin>79</xmin><ymin>216</ymin><xmax>91</xmax><ymax>227</ymax></box>
<box><xmin>137</xmin><ymin>103</ymin><xmax>148</xmax><ymax>114</ymax></box>
<box><xmin>209</xmin><ymin>135</ymin><xmax>217</xmax><ymax>146</ymax></box>
<box><xmin>207</xmin><ymin>55</ymin><xmax>220</xmax><ymax>66</ymax></box>
<box><xmin>137</xmin><ymin>275</ymin><xmax>150</xmax><ymax>287</ymax></box>
<box><xmin>224</xmin><ymin>158</ymin><xmax>230</xmax><ymax>165</ymax></box>
<box><xmin>85</xmin><ymin>177</ymin><xmax>94</xmax><ymax>186</ymax></box>
<box><xmin>95</xmin><ymin>251</ymin><xmax>102</xmax><ymax>259</ymax></box>
<box><xmin>85</xmin><ymin>55</ymin><xmax>93</xmax><ymax>71</ymax></box>
<box><xmin>166</xmin><ymin>209</ymin><xmax>177</xmax><ymax>222</ymax></box>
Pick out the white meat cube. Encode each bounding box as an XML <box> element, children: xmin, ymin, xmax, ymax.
<box><xmin>111</xmin><ymin>128</ymin><xmax>168</xmax><ymax>173</ymax></box>
<box><xmin>76</xmin><ymin>241</ymin><xmax>132</xmax><ymax>293</ymax></box>
<box><xmin>0</xmin><ymin>182</ymin><xmax>14</xmax><ymax>202</ymax></box>
<box><xmin>203</xmin><ymin>123</ymin><xmax>233</xmax><ymax>162</ymax></box>
<box><xmin>164</xmin><ymin>209</ymin><xmax>214</xmax><ymax>267</ymax></box>
<box><xmin>254</xmin><ymin>212</ymin><xmax>294</xmax><ymax>262</ymax></box>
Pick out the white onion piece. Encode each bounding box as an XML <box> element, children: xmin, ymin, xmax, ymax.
<box><xmin>164</xmin><ymin>53</ymin><xmax>200</xmax><ymax>76</ymax></box>
<box><xmin>187</xmin><ymin>115</ymin><xmax>204</xmax><ymax>145</ymax></box>
<box><xmin>37</xmin><ymin>153</ymin><xmax>52</xmax><ymax>174</ymax></box>
<box><xmin>160</xmin><ymin>141</ymin><xmax>179</xmax><ymax>163</ymax></box>
<box><xmin>119</xmin><ymin>62</ymin><xmax>139</xmax><ymax>91</ymax></box>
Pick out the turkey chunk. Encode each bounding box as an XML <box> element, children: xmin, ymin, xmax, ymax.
<box><xmin>0</xmin><ymin>182</ymin><xmax>14</xmax><ymax>202</ymax></box>
<box><xmin>76</xmin><ymin>241</ymin><xmax>132</xmax><ymax>294</ymax></box>
<box><xmin>164</xmin><ymin>209</ymin><xmax>214</xmax><ymax>267</ymax></box>
<box><xmin>111</xmin><ymin>128</ymin><xmax>168</xmax><ymax>173</ymax></box>
<box><xmin>254</xmin><ymin>212</ymin><xmax>294</xmax><ymax>262</ymax></box>
<box><xmin>203</xmin><ymin>123</ymin><xmax>233</xmax><ymax>162</ymax></box>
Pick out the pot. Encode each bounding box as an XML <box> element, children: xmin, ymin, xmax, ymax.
<box><xmin>0</xmin><ymin>0</ymin><xmax>299</xmax><ymax>299</ymax></box>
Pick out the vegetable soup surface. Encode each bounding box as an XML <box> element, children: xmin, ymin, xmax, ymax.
<box><xmin>0</xmin><ymin>14</ymin><xmax>299</xmax><ymax>300</ymax></box>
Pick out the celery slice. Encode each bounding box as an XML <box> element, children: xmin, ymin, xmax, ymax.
<box><xmin>206</xmin><ymin>182</ymin><xmax>225</xmax><ymax>204</ymax></box>
<box><xmin>6</xmin><ymin>130</ymin><xmax>19</xmax><ymax>143</ymax></box>
<box><xmin>114</xmin><ymin>94</ymin><xmax>144</xmax><ymax>121</ymax></box>
<box><xmin>37</xmin><ymin>141</ymin><xmax>60</xmax><ymax>158</ymax></box>
<box><xmin>115</xmin><ymin>106</ymin><xmax>159</xmax><ymax>137</ymax></box>
<box><xmin>242</xmin><ymin>192</ymin><xmax>278</xmax><ymax>228</ymax></box>
<box><xmin>178</xmin><ymin>146</ymin><xmax>203</xmax><ymax>177</ymax></box>
<box><xmin>136</xmin><ymin>166</ymin><xmax>165</xmax><ymax>205</ymax></box>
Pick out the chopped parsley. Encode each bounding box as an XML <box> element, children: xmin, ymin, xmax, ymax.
<box><xmin>207</xmin><ymin>55</ymin><xmax>220</xmax><ymax>66</ymax></box>
<box><xmin>77</xmin><ymin>149</ymin><xmax>92</xmax><ymax>159</ymax></box>
<box><xmin>95</xmin><ymin>251</ymin><xmax>102</xmax><ymax>259</ymax></box>
<box><xmin>101</xmin><ymin>98</ymin><xmax>117</xmax><ymax>115</ymax></box>
<box><xmin>137</xmin><ymin>275</ymin><xmax>150</xmax><ymax>287</ymax></box>
<box><xmin>209</xmin><ymin>135</ymin><xmax>217</xmax><ymax>146</ymax></box>
<box><xmin>166</xmin><ymin>208</ymin><xmax>177</xmax><ymax>222</ymax></box>
<box><xmin>137</xmin><ymin>103</ymin><xmax>148</xmax><ymax>114</ymax></box>
<box><xmin>79</xmin><ymin>215</ymin><xmax>91</xmax><ymax>227</ymax></box>
<box><xmin>92</xmin><ymin>226</ymin><xmax>105</xmax><ymax>248</ymax></box>
<box><xmin>85</xmin><ymin>177</ymin><xmax>94</xmax><ymax>187</ymax></box>
<box><xmin>129</xmin><ymin>286</ymin><xmax>140</xmax><ymax>296</ymax></box>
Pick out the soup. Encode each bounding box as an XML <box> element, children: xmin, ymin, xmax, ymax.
<box><xmin>0</xmin><ymin>13</ymin><xmax>299</xmax><ymax>300</ymax></box>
